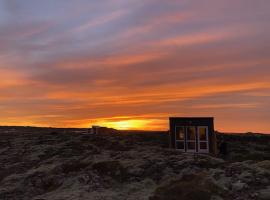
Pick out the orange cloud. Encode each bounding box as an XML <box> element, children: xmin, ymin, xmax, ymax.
<box><xmin>56</xmin><ymin>51</ymin><xmax>166</xmax><ymax>69</ymax></box>
<box><xmin>191</xmin><ymin>103</ymin><xmax>259</xmax><ymax>109</ymax></box>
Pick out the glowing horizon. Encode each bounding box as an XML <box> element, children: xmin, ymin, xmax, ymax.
<box><xmin>0</xmin><ymin>0</ymin><xmax>270</xmax><ymax>133</ymax></box>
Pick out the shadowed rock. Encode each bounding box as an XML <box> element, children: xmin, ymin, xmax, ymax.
<box><xmin>92</xmin><ymin>160</ymin><xmax>128</xmax><ymax>182</ymax></box>
<box><xmin>149</xmin><ymin>172</ymin><xmax>224</xmax><ymax>200</ymax></box>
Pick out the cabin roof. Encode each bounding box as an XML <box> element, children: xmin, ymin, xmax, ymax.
<box><xmin>169</xmin><ymin>117</ymin><xmax>214</xmax><ymax>120</ymax></box>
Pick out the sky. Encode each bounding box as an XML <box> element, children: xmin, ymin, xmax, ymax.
<box><xmin>0</xmin><ymin>0</ymin><xmax>270</xmax><ymax>133</ymax></box>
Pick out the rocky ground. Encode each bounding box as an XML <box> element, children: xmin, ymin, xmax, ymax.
<box><xmin>0</xmin><ymin>127</ymin><xmax>269</xmax><ymax>200</ymax></box>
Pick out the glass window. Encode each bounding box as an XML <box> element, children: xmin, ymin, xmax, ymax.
<box><xmin>187</xmin><ymin>142</ymin><xmax>195</xmax><ymax>149</ymax></box>
<box><xmin>187</xmin><ymin>127</ymin><xmax>196</xmax><ymax>140</ymax></box>
<box><xmin>176</xmin><ymin>127</ymin><xmax>185</xmax><ymax>140</ymax></box>
<box><xmin>200</xmin><ymin>142</ymin><xmax>207</xmax><ymax>149</ymax></box>
<box><xmin>199</xmin><ymin>127</ymin><xmax>207</xmax><ymax>140</ymax></box>
<box><xmin>176</xmin><ymin>141</ymin><xmax>184</xmax><ymax>149</ymax></box>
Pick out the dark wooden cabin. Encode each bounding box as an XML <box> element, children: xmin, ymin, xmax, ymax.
<box><xmin>169</xmin><ymin>117</ymin><xmax>217</xmax><ymax>154</ymax></box>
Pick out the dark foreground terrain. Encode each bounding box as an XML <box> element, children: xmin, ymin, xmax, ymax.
<box><xmin>0</xmin><ymin>127</ymin><xmax>269</xmax><ymax>200</ymax></box>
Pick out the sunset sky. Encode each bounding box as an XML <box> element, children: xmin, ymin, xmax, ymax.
<box><xmin>0</xmin><ymin>0</ymin><xmax>270</xmax><ymax>133</ymax></box>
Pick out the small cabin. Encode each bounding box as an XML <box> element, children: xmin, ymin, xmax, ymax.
<box><xmin>90</xmin><ymin>125</ymin><xmax>101</xmax><ymax>134</ymax></box>
<box><xmin>169</xmin><ymin>117</ymin><xmax>217</xmax><ymax>154</ymax></box>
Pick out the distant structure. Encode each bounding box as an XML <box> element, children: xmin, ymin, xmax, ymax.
<box><xmin>88</xmin><ymin>125</ymin><xmax>116</xmax><ymax>134</ymax></box>
<box><xmin>169</xmin><ymin>117</ymin><xmax>217</xmax><ymax>154</ymax></box>
<box><xmin>89</xmin><ymin>125</ymin><xmax>101</xmax><ymax>134</ymax></box>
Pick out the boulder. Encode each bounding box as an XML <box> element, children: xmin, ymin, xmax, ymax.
<box><xmin>257</xmin><ymin>160</ymin><xmax>270</xmax><ymax>171</ymax></box>
<box><xmin>92</xmin><ymin>160</ymin><xmax>128</xmax><ymax>182</ymax></box>
<box><xmin>231</xmin><ymin>180</ymin><xmax>247</xmax><ymax>191</ymax></box>
<box><xmin>149</xmin><ymin>172</ymin><xmax>224</xmax><ymax>200</ymax></box>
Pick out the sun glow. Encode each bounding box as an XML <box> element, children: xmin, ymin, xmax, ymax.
<box><xmin>90</xmin><ymin>115</ymin><xmax>167</xmax><ymax>130</ymax></box>
<box><xmin>99</xmin><ymin>119</ymin><xmax>149</xmax><ymax>130</ymax></box>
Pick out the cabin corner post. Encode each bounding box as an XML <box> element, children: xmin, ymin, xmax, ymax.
<box><xmin>169</xmin><ymin>118</ymin><xmax>176</xmax><ymax>148</ymax></box>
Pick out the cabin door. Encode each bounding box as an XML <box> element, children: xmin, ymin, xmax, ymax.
<box><xmin>198</xmin><ymin>126</ymin><xmax>209</xmax><ymax>153</ymax></box>
<box><xmin>186</xmin><ymin>126</ymin><xmax>196</xmax><ymax>152</ymax></box>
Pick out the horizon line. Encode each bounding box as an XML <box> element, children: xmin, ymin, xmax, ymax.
<box><xmin>0</xmin><ymin>125</ymin><xmax>269</xmax><ymax>135</ymax></box>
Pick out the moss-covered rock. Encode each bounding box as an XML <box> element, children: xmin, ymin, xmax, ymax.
<box><xmin>149</xmin><ymin>172</ymin><xmax>224</xmax><ymax>200</ymax></box>
<box><xmin>61</xmin><ymin>160</ymin><xmax>90</xmax><ymax>174</ymax></box>
<box><xmin>92</xmin><ymin>160</ymin><xmax>128</xmax><ymax>182</ymax></box>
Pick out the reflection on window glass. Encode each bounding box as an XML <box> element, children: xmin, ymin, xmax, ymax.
<box><xmin>199</xmin><ymin>127</ymin><xmax>207</xmax><ymax>140</ymax></box>
<box><xmin>176</xmin><ymin>127</ymin><xmax>185</xmax><ymax>140</ymax></box>
<box><xmin>187</xmin><ymin>127</ymin><xmax>196</xmax><ymax>140</ymax></box>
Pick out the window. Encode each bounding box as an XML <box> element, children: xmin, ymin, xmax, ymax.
<box><xmin>175</xmin><ymin>126</ymin><xmax>185</xmax><ymax>151</ymax></box>
<box><xmin>176</xmin><ymin>141</ymin><xmax>184</xmax><ymax>149</ymax></box>
<box><xmin>198</xmin><ymin>127</ymin><xmax>207</xmax><ymax>140</ymax></box>
<box><xmin>187</xmin><ymin>142</ymin><xmax>195</xmax><ymax>150</ymax></box>
<box><xmin>176</xmin><ymin>127</ymin><xmax>185</xmax><ymax>140</ymax></box>
<box><xmin>186</xmin><ymin>126</ymin><xmax>196</xmax><ymax>152</ymax></box>
<box><xmin>199</xmin><ymin>142</ymin><xmax>207</xmax><ymax>149</ymax></box>
<box><xmin>187</xmin><ymin>127</ymin><xmax>196</xmax><ymax>140</ymax></box>
<box><xmin>198</xmin><ymin>126</ymin><xmax>209</xmax><ymax>153</ymax></box>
